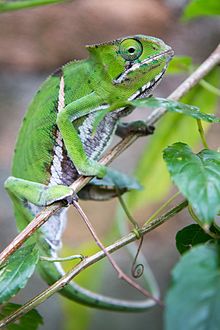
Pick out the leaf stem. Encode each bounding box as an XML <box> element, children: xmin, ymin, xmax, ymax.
<box><xmin>188</xmin><ymin>204</ymin><xmax>220</xmax><ymax>239</ymax></box>
<box><xmin>200</xmin><ymin>79</ymin><xmax>220</xmax><ymax>97</ymax></box>
<box><xmin>144</xmin><ymin>191</ymin><xmax>180</xmax><ymax>225</ymax></box>
<box><xmin>196</xmin><ymin>119</ymin><xmax>209</xmax><ymax>149</ymax></box>
<box><xmin>117</xmin><ymin>192</ymin><xmax>139</xmax><ymax>230</ymax></box>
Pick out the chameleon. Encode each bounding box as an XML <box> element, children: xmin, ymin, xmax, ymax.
<box><xmin>5</xmin><ymin>35</ymin><xmax>173</xmax><ymax>311</ymax></box>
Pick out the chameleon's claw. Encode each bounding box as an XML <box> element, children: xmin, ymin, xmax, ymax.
<box><xmin>116</xmin><ymin>121</ymin><xmax>155</xmax><ymax>138</ymax></box>
<box><xmin>145</xmin><ymin>124</ymin><xmax>155</xmax><ymax>135</ymax></box>
<box><xmin>64</xmin><ymin>191</ymin><xmax>79</xmax><ymax>205</ymax></box>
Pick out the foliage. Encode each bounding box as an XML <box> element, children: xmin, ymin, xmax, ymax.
<box><xmin>126</xmin><ymin>69</ymin><xmax>220</xmax><ymax>210</ymax></box>
<box><xmin>165</xmin><ymin>244</ymin><xmax>220</xmax><ymax>330</ymax></box>
<box><xmin>0</xmin><ymin>0</ymin><xmax>65</xmax><ymax>12</ymax></box>
<box><xmin>0</xmin><ymin>245</ymin><xmax>39</xmax><ymax>304</ymax></box>
<box><xmin>176</xmin><ymin>224</ymin><xmax>214</xmax><ymax>254</ymax></box>
<box><xmin>132</xmin><ymin>97</ymin><xmax>220</xmax><ymax>123</ymax></box>
<box><xmin>164</xmin><ymin>143</ymin><xmax>220</xmax><ymax>225</ymax></box>
<box><xmin>183</xmin><ymin>0</ymin><xmax>220</xmax><ymax>20</ymax></box>
<box><xmin>0</xmin><ymin>303</ymin><xmax>43</xmax><ymax>329</ymax></box>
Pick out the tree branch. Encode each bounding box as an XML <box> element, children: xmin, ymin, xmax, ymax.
<box><xmin>0</xmin><ymin>43</ymin><xmax>219</xmax><ymax>266</ymax></box>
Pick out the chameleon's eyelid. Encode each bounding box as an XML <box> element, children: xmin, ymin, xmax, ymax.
<box><xmin>119</xmin><ymin>39</ymin><xmax>143</xmax><ymax>61</ymax></box>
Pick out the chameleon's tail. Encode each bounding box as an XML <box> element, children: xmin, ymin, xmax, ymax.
<box><xmin>37</xmin><ymin>249</ymin><xmax>156</xmax><ymax>312</ymax></box>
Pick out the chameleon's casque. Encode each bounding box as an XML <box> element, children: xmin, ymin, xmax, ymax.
<box><xmin>5</xmin><ymin>35</ymin><xmax>173</xmax><ymax>311</ymax></box>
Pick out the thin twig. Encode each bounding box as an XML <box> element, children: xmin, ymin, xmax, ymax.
<box><xmin>72</xmin><ymin>200</ymin><xmax>160</xmax><ymax>303</ymax></box>
<box><xmin>0</xmin><ymin>200</ymin><xmax>188</xmax><ymax>328</ymax></box>
<box><xmin>0</xmin><ymin>43</ymin><xmax>219</xmax><ymax>265</ymax></box>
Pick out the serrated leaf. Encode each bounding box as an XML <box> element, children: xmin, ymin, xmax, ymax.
<box><xmin>182</xmin><ymin>0</ymin><xmax>220</xmax><ymax>20</ymax></box>
<box><xmin>0</xmin><ymin>303</ymin><xmax>43</xmax><ymax>330</ymax></box>
<box><xmin>165</xmin><ymin>244</ymin><xmax>220</xmax><ymax>330</ymax></box>
<box><xmin>176</xmin><ymin>224</ymin><xmax>213</xmax><ymax>254</ymax></box>
<box><xmin>166</xmin><ymin>56</ymin><xmax>192</xmax><ymax>75</ymax></box>
<box><xmin>163</xmin><ymin>143</ymin><xmax>220</xmax><ymax>224</ymax></box>
<box><xmin>0</xmin><ymin>244</ymin><xmax>39</xmax><ymax>304</ymax></box>
<box><xmin>131</xmin><ymin>97</ymin><xmax>220</xmax><ymax>123</ymax></box>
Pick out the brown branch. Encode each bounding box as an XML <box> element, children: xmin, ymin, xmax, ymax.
<box><xmin>0</xmin><ymin>43</ymin><xmax>219</xmax><ymax>266</ymax></box>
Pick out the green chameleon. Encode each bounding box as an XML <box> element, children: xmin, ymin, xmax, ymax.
<box><xmin>5</xmin><ymin>35</ymin><xmax>173</xmax><ymax>311</ymax></box>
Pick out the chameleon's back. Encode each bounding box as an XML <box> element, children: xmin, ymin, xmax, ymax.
<box><xmin>12</xmin><ymin>60</ymin><xmax>90</xmax><ymax>185</ymax></box>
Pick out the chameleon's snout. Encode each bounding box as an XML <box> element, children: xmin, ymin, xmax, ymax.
<box><xmin>164</xmin><ymin>47</ymin><xmax>174</xmax><ymax>64</ymax></box>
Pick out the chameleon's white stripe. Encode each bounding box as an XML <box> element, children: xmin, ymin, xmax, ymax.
<box><xmin>50</xmin><ymin>76</ymin><xmax>65</xmax><ymax>186</ymax></box>
<box><xmin>127</xmin><ymin>67</ymin><xmax>166</xmax><ymax>101</ymax></box>
<box><xmin>78</xmin><ymin>104</ymin><xmax>109</xmax><ymax>145</ymax></box>
<box><xmin>128</xmin><ymin>90</ymin><xmax>141</xmax><ymax>101</ymax></box>
<box><xmin>41</xmin><ymin>76</ymin><xmax>67</xmax><ymax>250</ymax></box>
<box><xmin>114</xmin><ymin>49</ymin><xmax>172</xmax><ymax>84</ymax></box>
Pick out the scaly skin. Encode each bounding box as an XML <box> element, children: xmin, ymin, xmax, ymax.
<box><xmin>5</xmin><ymin>35</ymin><xmax>173</xmax><ymax>311</ymax></box>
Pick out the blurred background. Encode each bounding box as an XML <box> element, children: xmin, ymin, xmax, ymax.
<box><xmin>0</xmin><ymin>0</ymin><xmax>219</xmax><ymax>329</ymax></box>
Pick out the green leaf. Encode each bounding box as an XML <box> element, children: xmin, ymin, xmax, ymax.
<box><xmin>131</xmin><ymin>97</ymin><xmax>220</xmax><ymax>123</ymax></box>
<box><xmin>165</xmin><ymin>244</ymin><xmax>220</xmax><ymax>330</ymax></box>
<box><xmin>0</xmin><ymin>244</ymin><xmax>39</xmax><ymax>304</ymax></box>
<box><xmin>166</xmin><ymin>56</ymin><xmax>192</xmax><ymax>75</ymax></box>
<box><xmin>182</xmin><ymin>0</ymin><xmax>220</xmax><ymax>20</ymax></box>
<box><xmin>176</xmin><ymin>224</ymin><xmax>213</xmax><ymax>254</ymax></box>
<box><xmin>163</xmin><ymin>143</ymin><xmax>220</xmax><ymax>225</ymax></box>
<box><xmin>0</xmin><ymin>303</ymin><xmax>43</xmax><ymax>330</ymax></box>
<box><xmin>92</xmin><ymin>170</ymin><xmax>142</xmax><ymax>191</ymax></box>
<box><xmin>126</xmin><ymin>69</ymin><xmax>220</xmax><ymax>210</ymax></box>
<box><xmin>0</xmin><ymin>0</ymin><xmax>66</xmax><ymax>12</ymax></box>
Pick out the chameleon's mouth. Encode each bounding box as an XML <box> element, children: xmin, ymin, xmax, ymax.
<box><xmin>141</xmin><ymin>48</ymin><xmax>174</xmax><ymax>67</ymax></box>
<box><xmin>114</xmin><ymin>48</ymin><xmax>174</xmax><ymax>85</ymax></box>
<box><xmin>127</xmin><ymin>65</ymin><xmax>167</xmax><ymax>101</ymax></box>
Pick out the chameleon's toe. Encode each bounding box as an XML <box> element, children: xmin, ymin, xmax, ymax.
<box><xmin>64</xmin><ymin>191</ymin><xmax>79</xmax><ymax>205</ymax></box>
<box><xmin>116</xmin><ymin>121</ymin><xmax>155</xmax><ymax>138</ymax></box>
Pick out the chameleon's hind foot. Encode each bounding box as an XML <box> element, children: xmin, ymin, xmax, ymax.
<box><xmin>64</xmin><ymin>191</ymin><xmax>78</xmax><ymax>205</ymax></box>
<box><xmin>116</xmin><ymin>121</ymin><xmax>155</xmax><ymax>138</ymax></box>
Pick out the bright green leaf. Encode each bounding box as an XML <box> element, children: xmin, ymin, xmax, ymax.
<box><xmin>183</xmin><ymin>0</ymin><xmax>220</xmax><ymax>20</ymax></box>
<box><xmin>176</xmin><ymin>224</ymin><xmax>213</xmax><ymax>254</ymax></box>
<box><xmin>131</xmin><ymin>97</ymin><xmax>220</xmax><ymax>123</ymax></box>
<box><xmin>165</xmin><ymin>244</ymin><xmax>220</xmax><ymax>330</ymax></box>
<box><xmin>166</xmin><ymin>56</ymin><xmax>192</xmax><ymax>75</ymax></box>
<box><xmin>0</xmin><ymin>303</ymin><xmax>43</xmax><ymax>330</ymax></box>
<box><xmin>0</xmin><ymin>244</ymin><xmax>39</xmax><ymax>304</ymax></box>
<box><xmin>163</xmin><ymin>143</ymin><xmax>220</xmax><ymax>225</ymax></box>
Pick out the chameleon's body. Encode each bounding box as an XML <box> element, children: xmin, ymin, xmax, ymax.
<box><xmin>5</xmin><ymin>35</ymin><xmax>173</xmax><ymax>311</ymax></box>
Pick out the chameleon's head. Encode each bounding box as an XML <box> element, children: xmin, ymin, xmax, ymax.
<box><xmin>87</xmin><ymin>35</ymin><xmax>174</xmax><ymax>100</ymax></box>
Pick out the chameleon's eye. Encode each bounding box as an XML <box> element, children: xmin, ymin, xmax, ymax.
<box><xmin>119</xmin><ymin>38</ymin><xmax>143</xmax><ymax>61</ymax></box>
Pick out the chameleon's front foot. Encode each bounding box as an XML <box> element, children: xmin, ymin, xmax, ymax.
<box><xmin>116</xmin><ymin>121</ymin><xmax>155</xmax><ymax>138</ymax></box>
